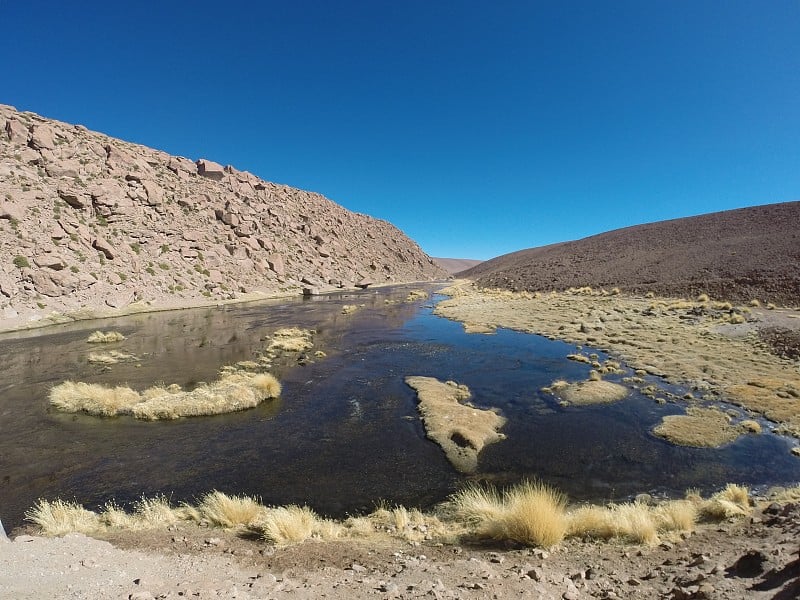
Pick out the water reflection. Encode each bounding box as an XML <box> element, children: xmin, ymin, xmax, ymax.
<box><xmin>0</xmin><ymin>285</ymin><xmax>798</xmax><ymax>530</ymax></box>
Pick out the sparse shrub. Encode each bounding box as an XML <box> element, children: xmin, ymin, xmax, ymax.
<box><xmin>130</xmin><ymin>242</ymin><xmax>141</xmax><ymax>254</ymax></box>
<box><xmin>13</xmin><ymin>255</ymin><xmax>29</xmax><ymax>268</ymax></box>
<box><xmin>70</xmin><ymin>265</ymin><xmax>79</xmax><ymax>273</ymax></box>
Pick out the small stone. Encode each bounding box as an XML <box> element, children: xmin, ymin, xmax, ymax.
<box><xmin>527</xmin><ymin>567</ymin><xmax>544</xmax><ymax>581</ymax></box>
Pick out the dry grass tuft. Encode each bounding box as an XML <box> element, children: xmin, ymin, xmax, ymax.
<box><xmin>50</xmin><ymin>372</ymin><xmax>281</xmax><ymax>420</ymax></box>
<box><xmin>198</xmin><ymin>491</ymin><xmax>265</xmax><ymax>529</ymax></box>
<box><xmin>254</xmin><ymin>506</ymin><xmax>341</xmax><ymax>545</ymax></box>
<box><xmin>567</xmin><ymin>499</ymin><xmax>696</xmax><ymax>545</ymax></box>
<box><xmin>87</xmin><ymin>350</ymin><xmax>138</xmax><ymax>364</ymax></box>
<box><xmin>739</xmin><ymin>419</ymin><xmax>762</xmax><ymax>434</ymax></box>
<box><xmin>132</xmin><ymin>495</ymin><xmax>181</xmax><ymax>526</ymax></box>
<box><xmin>699</xmin><ymin>484</ymin><xmax>751</xmax><ymax>520</ymax></box>
<box><xmin>25</xmin><ymin>499</ymin><xmax>100</xmax><ymax>536</ymax></box>
<box><xmin>267</xmin><ymin>328</ymin><xmax>314</xmax><ymax>353</ymax></box>
<box><xmin>450</xmin><ymin>481</ymin><xmax>567</xmax><ymax>548</ymax></box>
<box><xmin>653</xmin><ymin>500</ymin><xmax>698</xmax><ymax>534</ymax></box>
<box><xmin>86</xmin><ymin>330</ymin><xmax>125</xmax><ymax>343</ymax></box>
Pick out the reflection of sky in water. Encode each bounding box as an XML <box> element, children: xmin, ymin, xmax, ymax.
<box><xmin>1</xmin><ymin>286</ymin><xmax>798</xmax><ymax>529</ymax></box>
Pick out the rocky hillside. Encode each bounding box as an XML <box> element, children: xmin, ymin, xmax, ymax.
<box><xmin>460</xmin><ymin>202</ymin><xmax>800</xmax><ymax>305</ymax></box>
<box><xmin>0</xmin><ymin>105</ymin><xmax>445</xmax><ymax>326</ymax></box>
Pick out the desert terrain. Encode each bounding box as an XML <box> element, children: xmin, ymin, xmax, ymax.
<box><xmin>2</xmin><ymin>107</ymin><xmax>800</xmax><ymax>599</ymax></box>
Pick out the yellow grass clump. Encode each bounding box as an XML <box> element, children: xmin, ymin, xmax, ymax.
<box><xmin>652</xmin><ymin>407</ymin><xmax>741</xmax><ymax>448</ymax></box>
<box><xmin>49</xmin><ymin>372</ymin><xmax>281</xmax><ymax>420</ymax></box>
<box><xmin>449</xmin><ymin>481</ymin><xmax>568</xmax><ymax>548</ymax></box>
<box><xmin>405</xmin><ymin>376</ymin><xmax>506</xmax><ymax>473</ymax></box>
<box><xmin>254</xmin><ymin>506</ymin><xmax>342</xmax><ymax>545</ymax></box>
<box><xmin>25</xmin><ymin>499</ymin><xmax>101</xmax><ymax>536</ymax></box>
<box><xmin>698</xmin><ymin>484</ymin><xmax>751</xmax><ymax>520</ymax></box>
<box><xmin>86</xmin><ymin>330</ymin><xmax>125</xmax><ymax>343</ymax></box>
<box><xmin>267</xmin><ymin>328</ymin><xmax>314</xmax><ymax>353</ymax></box>
<box><xmin>551</xmin><ymin>379</ymin><xmax>629</xmax><ymax>405</ymax></box>
<box><xmin>197</xmin><ymin>491</ymin><xmax>265</xmax><ymax>529</ymax></box>
<box><xmin>567</xmin><ymin>499</ymin><xmax>697</xmax><ymax>545</ymax></box>
<box><xmin>739</xmin><ymin>419</ymin><xmax>762</xmax><ymax>434</ymax></box>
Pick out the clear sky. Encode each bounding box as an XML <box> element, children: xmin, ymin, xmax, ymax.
<box><xmin>2</xmin><ymin>1</ymin><xmax>798</xmax><ymax>260</ymax></box>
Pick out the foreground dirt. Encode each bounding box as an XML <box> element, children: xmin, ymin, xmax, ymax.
<box><xmin>3</xmin><ymin>499</ymin><xmax>800</xmax><ymax>599</ymax></box>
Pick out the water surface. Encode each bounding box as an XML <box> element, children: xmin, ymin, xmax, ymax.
<box><xmin>1</xmin><ymin>284</ymin><xmax>798</xmax><ymax>529</ymax></box>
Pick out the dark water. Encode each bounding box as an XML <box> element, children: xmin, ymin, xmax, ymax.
<box><xmin>1</xmin><ymin>284</ymin><xmax>798</xmax><ymax>529</ymax></box>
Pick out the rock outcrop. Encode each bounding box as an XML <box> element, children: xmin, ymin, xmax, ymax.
<box><xmin>0</xmin><ymin>105</ymin><xmax>445</xmax><ymax>325</ymax></box>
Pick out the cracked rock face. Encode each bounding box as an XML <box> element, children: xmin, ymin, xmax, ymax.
<box><xmin>0</xmin><ymin>104</ymin><xmax>446</xmax><ymax>325</ymax></box>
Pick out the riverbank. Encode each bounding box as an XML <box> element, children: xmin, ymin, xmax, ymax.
<box><xmin>434</xmin><ymin>282</ymin><xmax>800</xmax><ymax>447</ymax></box>
<box><xmin>4</xmin><ymin>485</ymin><xmax>800</xmax><ymax>599</ymax></box>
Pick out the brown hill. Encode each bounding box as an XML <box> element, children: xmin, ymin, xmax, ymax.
<box><xmin>460</xmin><ymin>202</ymin><xmax>800</xmax><ymax>305</ymax></box>
<box><xmin>0</xmin><ymin>105</ymin><xmax>445</xmax><ymax>326</ymax></box>
<box><xmin>432</xmin><ymin>257</ymin><xmax>482</xmax><ymax>275</ymax></box>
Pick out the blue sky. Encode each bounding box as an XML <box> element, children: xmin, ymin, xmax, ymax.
<box><xmin>2</xmin><ymin>1</ymin><xmax>798</xmax><ymax>260</ymax></box>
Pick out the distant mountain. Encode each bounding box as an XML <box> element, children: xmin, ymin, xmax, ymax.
<box><xmin>433</xmin><ymin>257</ymin><xmax>482</xmax><ymax>275</ymax></box>
<box><xmin>0</xmin><ymin>105</ymin><xmax>446</xmax><ymax>325</ymax></box>
<box><xmin>460</xmin><ymin>202</ymin><xmax>800</xmax><ymax>305</ymax></box>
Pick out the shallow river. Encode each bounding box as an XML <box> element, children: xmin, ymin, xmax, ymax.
<box><xmin>1</xmin><ymin>284</ymin><xmax>798</xmax><ymax>529</ymax></box>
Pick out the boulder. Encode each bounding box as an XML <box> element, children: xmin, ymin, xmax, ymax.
<box><xmin>0</xmin><ymin>201</ymin><xmax>23</xmax><ymax>221</ymax></box>
<box><xmin>141</xmin><ymin>180</ymin><xmax>163</xmax><ymax>205</ymax></box>
<box><xmin>5</xmin><ymin>119</ymin><xmax>29</xmax><ymax>144</ymax></box>
<box><xmin>30</xmin><ymin>271</ymin><xmax>62</xmax><ymax>297</ymax></box>
<box><xmin>57</xmin><ymin>186</ymin><xmax>89</xmax><ymax>209</ymax></box>
<box><xmin>196</xmin><ymin>159</ymin><xmax>225</xmax><ymax>180</ymax></box>
<box><xmin>92</xmin><ymin>237</ymin><xmax>115</xmax><ymax>259</ymax></box>
<box><xmin>355</xmin><ymin>277</ymin><xmax>374</xmax><ymax>289</ymax></box>
<box><xmin>45</xmin><ymin>158</ymin><xmax>82</xmax><ymax>178</ymax></box>
<box><xmin>33</xmin><ymin>255</ymin><xmax>66</xmax><ymax>270</ymax></box>
<box><xmin>29</xmin><ymin>124</ymin><xmax>56</xmax><ymax>150</ymax></box>
<box><xmin>267</xmin><ymin>255</ymin><xmax>286</xmax><ymax>277</ymax></box>
<box><xmin>105</xmin><ymin>144</ymin><xmax>137</xmax><ymax>173</ymax></box>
